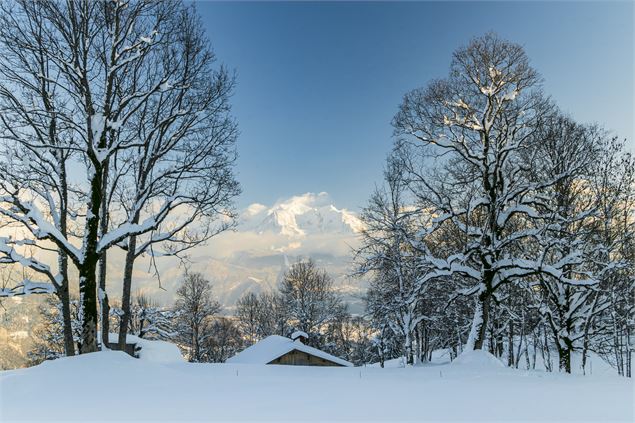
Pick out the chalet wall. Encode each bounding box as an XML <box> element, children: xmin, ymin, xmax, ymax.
<box><xmin>267</xmin><ymin>349</ymin><xmax>343</xmax><ymax>367</ymax></box>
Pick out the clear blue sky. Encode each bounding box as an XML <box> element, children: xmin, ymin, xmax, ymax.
<box><xmin>197</xmin><ymin>1</ymin><xmax>634</xmax><ymax>211</ymax></box>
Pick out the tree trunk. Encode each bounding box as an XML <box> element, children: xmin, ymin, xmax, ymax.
<box><xmin>468</xmin><ymin>290</ymin><xmax>490</xmax><ymax>350</ymax></box>
<box><xmin>79</xmin><ymin>260</ymin><xmax>99</xmax><ymax>354</ymax></box>
<box><xmin>79</xmin><ymin>167</ymin><xmax>103</xmax><ymax>354</ymax></box>
<box><xmin>99</xmin><ymin>250</ymin><xmax>110</xmax><ymax>348</ymax></box>
<box><xmin>558</xmin><ymin>343</ymin><xmax>572</xmax><ymax>374</ymax></box>
<box><xmin>422</xmin><ymin>324</ymin><xmax>429</xmax><ymax>363</ymax></box>
<box><xmin>554</xmin><ymin>319</ymin><xmax>574</xmax><ymax>373</ymax></box>
<box><xmin>531</xmin><ymin>332</ymin><xmax>537</xmax><ymax>369</ymax></box>
<box><xmin>378</xmin><ymin>341</ymin><xmax>385</xmax><ymax>368</ymax></box>
<box><xmin>117</xmin><ymin>234</ymin><xmax>137</xmax><ymax>350</ymax></box>
<box><xmin>193</xmin><ymin>323</ymin><xmax>200</xmax><ymax>362</ymax></box>
<box><xmin>524</xmin><ymin>337</ymin><xmax>530</xmax><ymax>370</ymax></box>
<box><xmin>488</xmin><ymin>321</ymin><xmax>495</xmax><ymax>355</ymax></box>
<box><xmin>405</xmin><ymin>331</ymin><xmax>414</xmax><ymax>365</ymax></box>
<box><xmin>57</xmin><ymin>162</ymin><xmax>74</xmax><ymax>356</ymax></box>
<box><xmin>57</xmin><ymin>271</ymin><xmax>75</xmax><ymax>356</ymax></box>
<box><xmin>543</xmin><ymin>324</ymin><xmax>552</xmax><ymax>372</ymax></box>
<box><xmin>612</xmin><ymin>314</ymin><xmax>623</xmax><ymax>376</ymax></box>
<box><xmin>99</xmin><ymin>161</ymin><xmax>110</xmax><ymax>349</ymax></box>
<box><xmin>626</xmin><ymin>325</ymin><xmax>632</xmax><ymax>378</ymax></box>
<box><xmin>554</xmin><ymin>311</ymin><xmax>574</xmax><ymax>374</ymax></box>
<box><xmin>414</xmin><ymin>325</ymin><xmax>422</xmax><ymax>363</ymax></box>
<box><xmin>581</xmin><ymin>335</ymin><xmax>589</xmax><ymax>375</ymax></box>
<box><xmin>456</xmin><ymin>323</ymin><xmax>463</xmax><ymax>354</ymax></box>
<box><xmin>515</xmin><ymin>315</ymin><xmax>525</xmax><ymax>369</ymax></box>
<box><xmin>493</xmin><ymin>315</ymin><xmax>504</xmax><ymax>358</ymax></box>
<box><xmin>507</xmin><ymin>319</ymin><xmax>514</xmax><ymax>367</ymax></box>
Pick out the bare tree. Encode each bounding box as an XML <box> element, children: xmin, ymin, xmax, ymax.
<box><xmin>235</xmin><ymin>290</ymin><xmax>291</xmax><ymax>344</ymax></box>
<box><xmin>112</xmin><ymin>2</ymin><xmax>239</xmax><ymax>350</ymax></box>
<box><xmin>173</xmin><ymin>272</ymin><xmax>221</xmax><ymax>362</ymax></box>
<box><xmin>279</xmin><ymin>258</ymin><xmax>343</xmax><ymax>347</ymax></box>
<box><xmin>201</xmin><ymin>317</ymin><xmax>244</xmax><ymax>363</ymax></box>
<box><xmin>0</xmin><ymin>0</ymin><xmax>77</xmax><ymax>356</ymax></box>
<box><xmin>392</xmin><ymin>33</ymin><xmax>594</xmax><ymax>350</ymax></box>
<box><xmin>529</xmin><ymin>115</ymin><xmax>608</xmax><ymax>373</ymax></box>
<box><xmin>235</xmin><ymin>292</ymin><xmax>262</xmax><ymax>345</ymax></box>
<box><xmin>587</xmin><ymin>138</ymin><xmax>635</xmax><ymax>376</ymax></box>
<box><xmin>0</xmin><ymin>0</ymin><xmax>239</xmax><ymax>354</ymax></box>
<box><xmin>355</xmin><ymin>156</ymin><xmax>425</xmax><ymax>364</ymax></box>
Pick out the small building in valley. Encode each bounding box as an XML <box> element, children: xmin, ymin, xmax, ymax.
<box><xmin>227</xmin><ymin>331</ymin><xmax>352</xmax><ymax>367</ymax></box>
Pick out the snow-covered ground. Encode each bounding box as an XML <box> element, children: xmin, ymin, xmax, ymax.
<box><xmin>1</xmin><ymin>343</ymin><xmax>632</xmax><ymax>422</ymax></box>
<box><xmin>371</xmin><ymin>348</ymin><xmax>622</xmax><ymax>376</ymax></box>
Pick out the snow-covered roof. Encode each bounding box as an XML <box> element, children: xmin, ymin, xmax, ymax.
<box><xmin>291</xmin><ymin>330</ymin><xmax>308</xmax><ymax>340</ymax></box>
<box><xmin>226</xmin><ymin>335</ymin><xmax>352</xmax><ymax>367</ymax></box>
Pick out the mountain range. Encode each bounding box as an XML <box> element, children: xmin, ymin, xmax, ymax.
<box><xmin>128</xmin><ymin>192</ymin><xmax>368</xmax><ymax>312</ymax></box>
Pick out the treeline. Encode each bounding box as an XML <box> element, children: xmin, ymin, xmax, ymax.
<box><xmin>354</xmin><ymin>33</ymin><xmax>634</xmax><ymax>376</ymax></box>
<box><xmin>30</xmin><ymin>260</ymin><xmax>378</xmax><ymax>366</ymax></box>
<box><xmin>233</xmin><ymin>259</ymin><xmax>376</xmax><ymax>365</ymax></box>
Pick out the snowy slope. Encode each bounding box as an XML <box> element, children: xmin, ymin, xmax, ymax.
<box><xmin>1</xmin><ymin>346</ymin><xmax>632</xmax><ymax>422</ymax></box>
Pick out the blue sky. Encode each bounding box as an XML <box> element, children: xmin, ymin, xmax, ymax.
<box><xmin>197</xmin><ymin>1</ymin><xmax>634</xmax><ymax>211</ymax></box>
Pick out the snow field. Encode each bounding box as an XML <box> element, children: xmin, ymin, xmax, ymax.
<box><xmin>1</xmin><ymin>346</ymin><xmax>632</xmax><ymax>422</ymax></box>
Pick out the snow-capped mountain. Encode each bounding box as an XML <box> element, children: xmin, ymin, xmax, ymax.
<box><xmin>240</xmin><ymin>192</ymin><xmax>364</xmax><ymax>237</ymax></box>
<box><xmin>134</xmin><ymin>192</ymin><xmax>368</xmax><ymax>312</ymax></box>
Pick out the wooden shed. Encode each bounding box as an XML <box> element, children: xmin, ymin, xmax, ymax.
<box><xmin>104</xmin><ymin>333</ymin><xmax>140</xmax><ymax>358</ymax></box>
<box><xmin>226</xmin><ymin>332</ymin><xmax>352</xmax><ymax>367</ymax></box>
<box><xmin>105</xmin><ymin>341</ymin><xmax>139</xmax><ymax>358</ymax></box>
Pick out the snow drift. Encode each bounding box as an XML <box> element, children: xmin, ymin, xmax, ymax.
<box><xmin>106</xmin><ymin>333</ymin><xmax>184</xmax><ymax>364</ymax></box>
<box><xmin>1</xmin><ymin>340</ymin><xmax>632</xmax><ymax>422</ymax></box>
<box><xmin>451</xmin><ymin>349</ymin><xmax>505</xmax><ymax>369</ymax></box>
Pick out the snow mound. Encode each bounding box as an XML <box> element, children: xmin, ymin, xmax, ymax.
<box><xmin>107</xmin><ymin>333</ymin><xmax>184</xmax><ymax>364</ymax></box>
<box><xmin>136</xmin><ymin>338</ymin><xmax>184</xmax><ymax>364</ymax></box>
<box><xmin>451</xmin><ymin>350</ymin><xmax>505</xmax><ymax>369</ymax></box>
<box><xmin>369</xmin><ymin>357</ymin><xmax>409</xmax><ymax>368</ymax></box>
